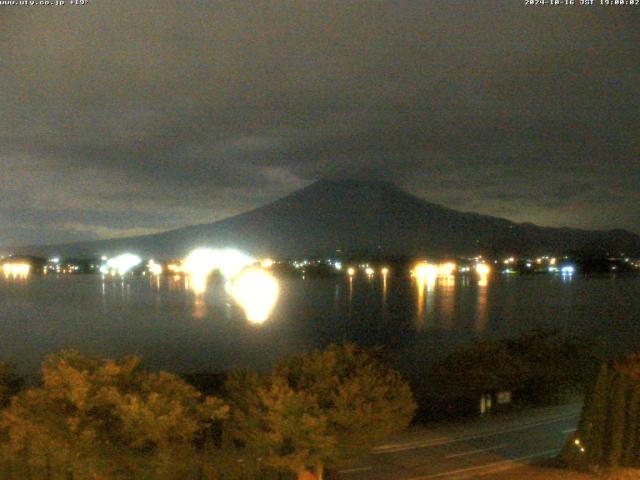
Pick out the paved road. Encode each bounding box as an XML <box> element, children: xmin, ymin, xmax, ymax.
<box><xmin>336</xmin><ymin>403</ymin><xmax>581</xmax><ymax>480</ymax></box>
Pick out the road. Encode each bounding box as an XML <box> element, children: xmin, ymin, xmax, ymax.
<box><xmin>336</xmin><ymin>403</ymin><xmax>581</xmax><ymax>480</ymax></box>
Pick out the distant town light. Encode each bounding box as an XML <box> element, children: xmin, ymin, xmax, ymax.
<box><xmin>365</xmin><ymin>267</ymin><xmax>375</xmax><ymax>276</ymax></box>
<box><xmin>106</xmin><ymin>254</ymin><xmax>141</xmax><ymax>275</ymax></box>
<box><xmin>2</xmin><ymin>263</ymin><xmax>31</xmax><ymax>277</ymax></box>
<box><xmin>561</xmin><ymin>266</ymin><xmax>575</xmax><ymax>275</ymax></box>
<box><xmin>347</xmin><ymin>267</ymin><xmax>356</xmax><ymax>276</ymax></box>
<box><xmin>167</xmin><ymin>262</ymin><xmax>183</xmax><ymax>274</ymax></box>
<box><xmin>475</xmin><ymin>263</ymin><xmax>491</xmax><ymax>276</ymax></box>
<box><xmin>183</xmin><ymin>248</ymin><xmax>254</xmax><ymax>279</ymax></box>
<box><xmin>260</xmin><ymin>258</ymin><xmax>274</xmax><ymax>268</ymax></box>
<box><xmin>414</xmin><ymin>262</ymin><xmax>438</xmax><ymax>280</ymax></box>
<box><xmin>381</xmin><ymin>267</ymin><xmax>389</xmax><ymax>275</ymax></box>
<box><xmin>437</xmin><ymin>262</ymin><xmax>456</xmax><ymax>276</ymax></box>
<box><xmin>147</xmin><ymin>260</ymin><xmax>163</xmax><ymax>276</ymax></box>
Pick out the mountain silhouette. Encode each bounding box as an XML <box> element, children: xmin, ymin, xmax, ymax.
<box><xmin>12</xmin><ymin>179</ymin><xmax>640</xmax><ymax>258</ymax></box>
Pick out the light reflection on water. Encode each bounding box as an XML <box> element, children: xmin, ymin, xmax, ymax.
<box><xmin>228</xmin><ymin>268</ymin><xmax>279</xmax><ymax>324</ymax></box>
<box><xmin>475</xmin><ymin>275</ymin><xmax>489</xmax><ymax>332</ymax></box>
<box><xmin>1</xmin><ymin>270</ymin><xmax>638</xmax><ymax>377</ymax></box>
<box><xmin>181</xmin><ymin>268</ymin><xmax>280</xmax><ymax>324</ymax></box>
<box><xmin>439</xmin><ymin>275</ymin><xmax>455</xmax><ymax>330</ymax></box>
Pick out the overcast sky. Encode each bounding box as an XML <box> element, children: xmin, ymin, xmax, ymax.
<box><xmin>1</xmin><ymin>1</ymin><xmax>638</xmax><ymax>247</ymax></box>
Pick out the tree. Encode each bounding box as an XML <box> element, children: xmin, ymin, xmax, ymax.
<box><xmin>226</xmin><ymin>344</ymin><xmax>416</xmax><ymax>480</ymax></box>
<box><xmin>429</xmin><ymin>339</ymin><xmax>520</xmax><ymax>407</ymax></box>
<box><xmin>563</xmin><ymin>353</ymin><xmax>640</xmax><ymax>470</ymax></box>
<box><xmin>0</xmin><ymin>350</ymin><xmax>228</xmax><ymax>478</ymax></box>
<box><xmin>0</xmin><ymin>362</ymin><xmax>22</xmax><ymax>408</ymax></box>
<box><xmin>428</xmin><ymin>329</ymin><xmax>598</xmax><ymax>417</ymax></box>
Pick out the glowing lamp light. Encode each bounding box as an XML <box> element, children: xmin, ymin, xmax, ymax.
<box><xmin>2</xmin><ymin>263</ymin><xmax>31</xmax><ymax>277</ymax></box>
<box><xmin>381</xmin><ymin>267</ymin><xmax>389</xmax><ymax>275</ymax></box>
<box><xmin>414</xmin><ymin>262</ymin><xmax>438</xmax><ymax>280</ymax></box>
<box><xmin>260</xmin><ymin>258</ymin><xmax>274</xmax><ymax>268</ymax></box>
<box><xmin>561</xmin><ymin>266</ymin><xmax>575</xmax><ymax>275</ymax></box>
<box><xmin>106</xmin><ymin>254</ymin><xmax>141</xmax><ymax>275</ymax></box>
<box><xmin>365</xmin><ymin>267</ymin><xmax>375</xmax><ymax>276</ymax></box>
<box><xmin>184</xmin><ymin>248</ymin><xmax>255</xmax><ymax>279</ymax></box>
<box><xmin>231</xmin><ymin>268</ymin><xmax>279</xmax><ymax>324</ymax></box>
<box><xmin>475</xmin><ymin>263</ymin><xmax>491</xmax><ymax>276</ymax></box>
<box><xmin>216</xmin><ymin>249</ymin><xmax>255</xmax><ymax>278</ymax></box>
<box><xmin>147</xmin><ymin>260</ymin><xmax>163</xmax><ymax>275</ymax></box>
<box><xmin>167</xmin><ymin>262</ymin><xmax>183</xmax><ymax>274</ymax></box>
<box><xmin>183</xmin><ymin>248</ymin><xmax>219</xmax><ymax>277</ymax></box>
<box><xmin>437</xmin><ymin>262</ymin><xmax>456</xmax><ymax>276</ymax></box>
<box><xmin>347</xmin><ymin>267</ymin><xmax>355</xmax><ymax>276</ymax></box>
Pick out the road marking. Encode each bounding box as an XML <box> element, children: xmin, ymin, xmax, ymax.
<box><xmin>562</xmin><ymin>428</ymin><xmax>576</xmax><ymax>434</ymax></box>
<box><xmin>337</xmin><ymin>466</ymin><xmax>372</xmax><ymax>474</ymax></box>
<box><xmin>374</xmin><ymin>413</ymin><xmax>578</xmax><ymax>454</ymax></box>
<box><xmin>445</xmin><ymin>443</ymin><xmax>508</xmax><ymax>458</ymax></box>
<box><xmin>376</xmin><ymin>436</ymin><xmax>448</xmax><ymax>450</ymax></box>
<box><xmin>404</xmin><ymin>449</ymin><xmax>559</xmax><ymax>479</ymax></box>
<box><xmin>375</xmin><ymin>410</ymin><xmax>579</xmax><ymax>452</ymax></box>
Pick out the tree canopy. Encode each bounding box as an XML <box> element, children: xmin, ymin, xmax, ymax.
<box><xmin>563</xmin><ymin>353</ymin><xmax>640</xmax><ymax>470</ymax></box>
<box><xmin>226</xmin><ymin>344</ymin><xmax>416</xmax><ymax>480</ymax></box>
<box><xmin>0</xmin><ymin>350</ymin><xmax>228</xmax><ymax>478</ymax></box>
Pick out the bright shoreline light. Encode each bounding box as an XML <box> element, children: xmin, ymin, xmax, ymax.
<box><xmin>147</xmin><ymin>260</ymin><xmax>163</xmax><ymax>275</ymax></box>
<box><xmin>475</xmin><ymin>263</ymin><xmax>491</xmax><ymax>276</ymax></box>
<box><xmin>260</xmin><ymin>258</ymin><xmax>274</xmax><ymax>268</ymax></box>
<box><xmin>2</xmin><ymin>263</ymin><xmax>31</xmax><ymax>277</ymax></box>
<box><xmin>413</xmin><ymin>262</ymin><xmax>438</xmax><ymax>280</ymax></box>
<box><xmin>106</xmin><ymin>254</ymin><xmax>141</xmax><ymax>275</ymax></box>
<box><xmin>183</xmin><ymin>248</ymin><xmax>255</xmax><ymax>280</ymax></box>
<box><xmin>437</xmin><ymin>262</ymin><xmax>456</xmax><ymax>276</ymax></box>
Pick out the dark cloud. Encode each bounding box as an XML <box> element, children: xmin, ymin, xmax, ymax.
<box><xmin>0</xmin><ymin>1</ymin><xmax>638</xmax><ymax>246</ymax></box>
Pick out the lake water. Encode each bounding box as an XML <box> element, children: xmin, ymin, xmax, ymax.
<box><xmin>1</xmin><ymin>272</ymin><xmax>639</xmax><ymax>377</ymax></box>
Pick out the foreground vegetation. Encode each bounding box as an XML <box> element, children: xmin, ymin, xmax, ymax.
<box><xmin>413</xmin><ymin>328</ymin><xmax>599</xmax><ymax>420</ymax></box>
<box><xmin>561</xmin><ymin>353</ymin><xmax>640</xmax><ymax>472</ymax></box>
<box><xmin>0</xmin><ymin>345</ymin><xmax>415</xmax><ymax>480</ymax></box>
<box><xmin>0</xmin><ymin>330</ymin><xmax>634</xmax><ymax>479</ymax></box>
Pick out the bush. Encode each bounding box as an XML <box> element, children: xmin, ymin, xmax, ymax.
<box><xmin>0</xmin><ymin>363</ymin><xmax>22</xmax><ymax>408</ymax></box>
<box><xmin>422</xmin><ymin>329</ymin><xmax>597</xmax><ymax>419</ymax></box>
<box><xmin>0</xmin><ymin>350</ymin><xmax>228</xmax><ymax>479</ymax></box>
<box><xmin>225</xmin><ymin>344</ymin><xmax>416</xmax><ymax>480</ymax></box>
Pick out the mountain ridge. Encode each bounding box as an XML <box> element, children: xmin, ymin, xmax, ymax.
<box><xmin>7</xmin><ymin>179</ymin><xmax>640</xmax><ymax>258</ymax></box>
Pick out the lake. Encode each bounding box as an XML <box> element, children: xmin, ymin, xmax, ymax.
<box><xmin>1</xmin><ymin>271</ymin><xmax>638</xmax><ymax>377</ymax></box>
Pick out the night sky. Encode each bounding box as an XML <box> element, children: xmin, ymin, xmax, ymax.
<box><xmin>1</xmin><ymin>1</ymin><xmax>638</xmax><ymax>247</ymax></box>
